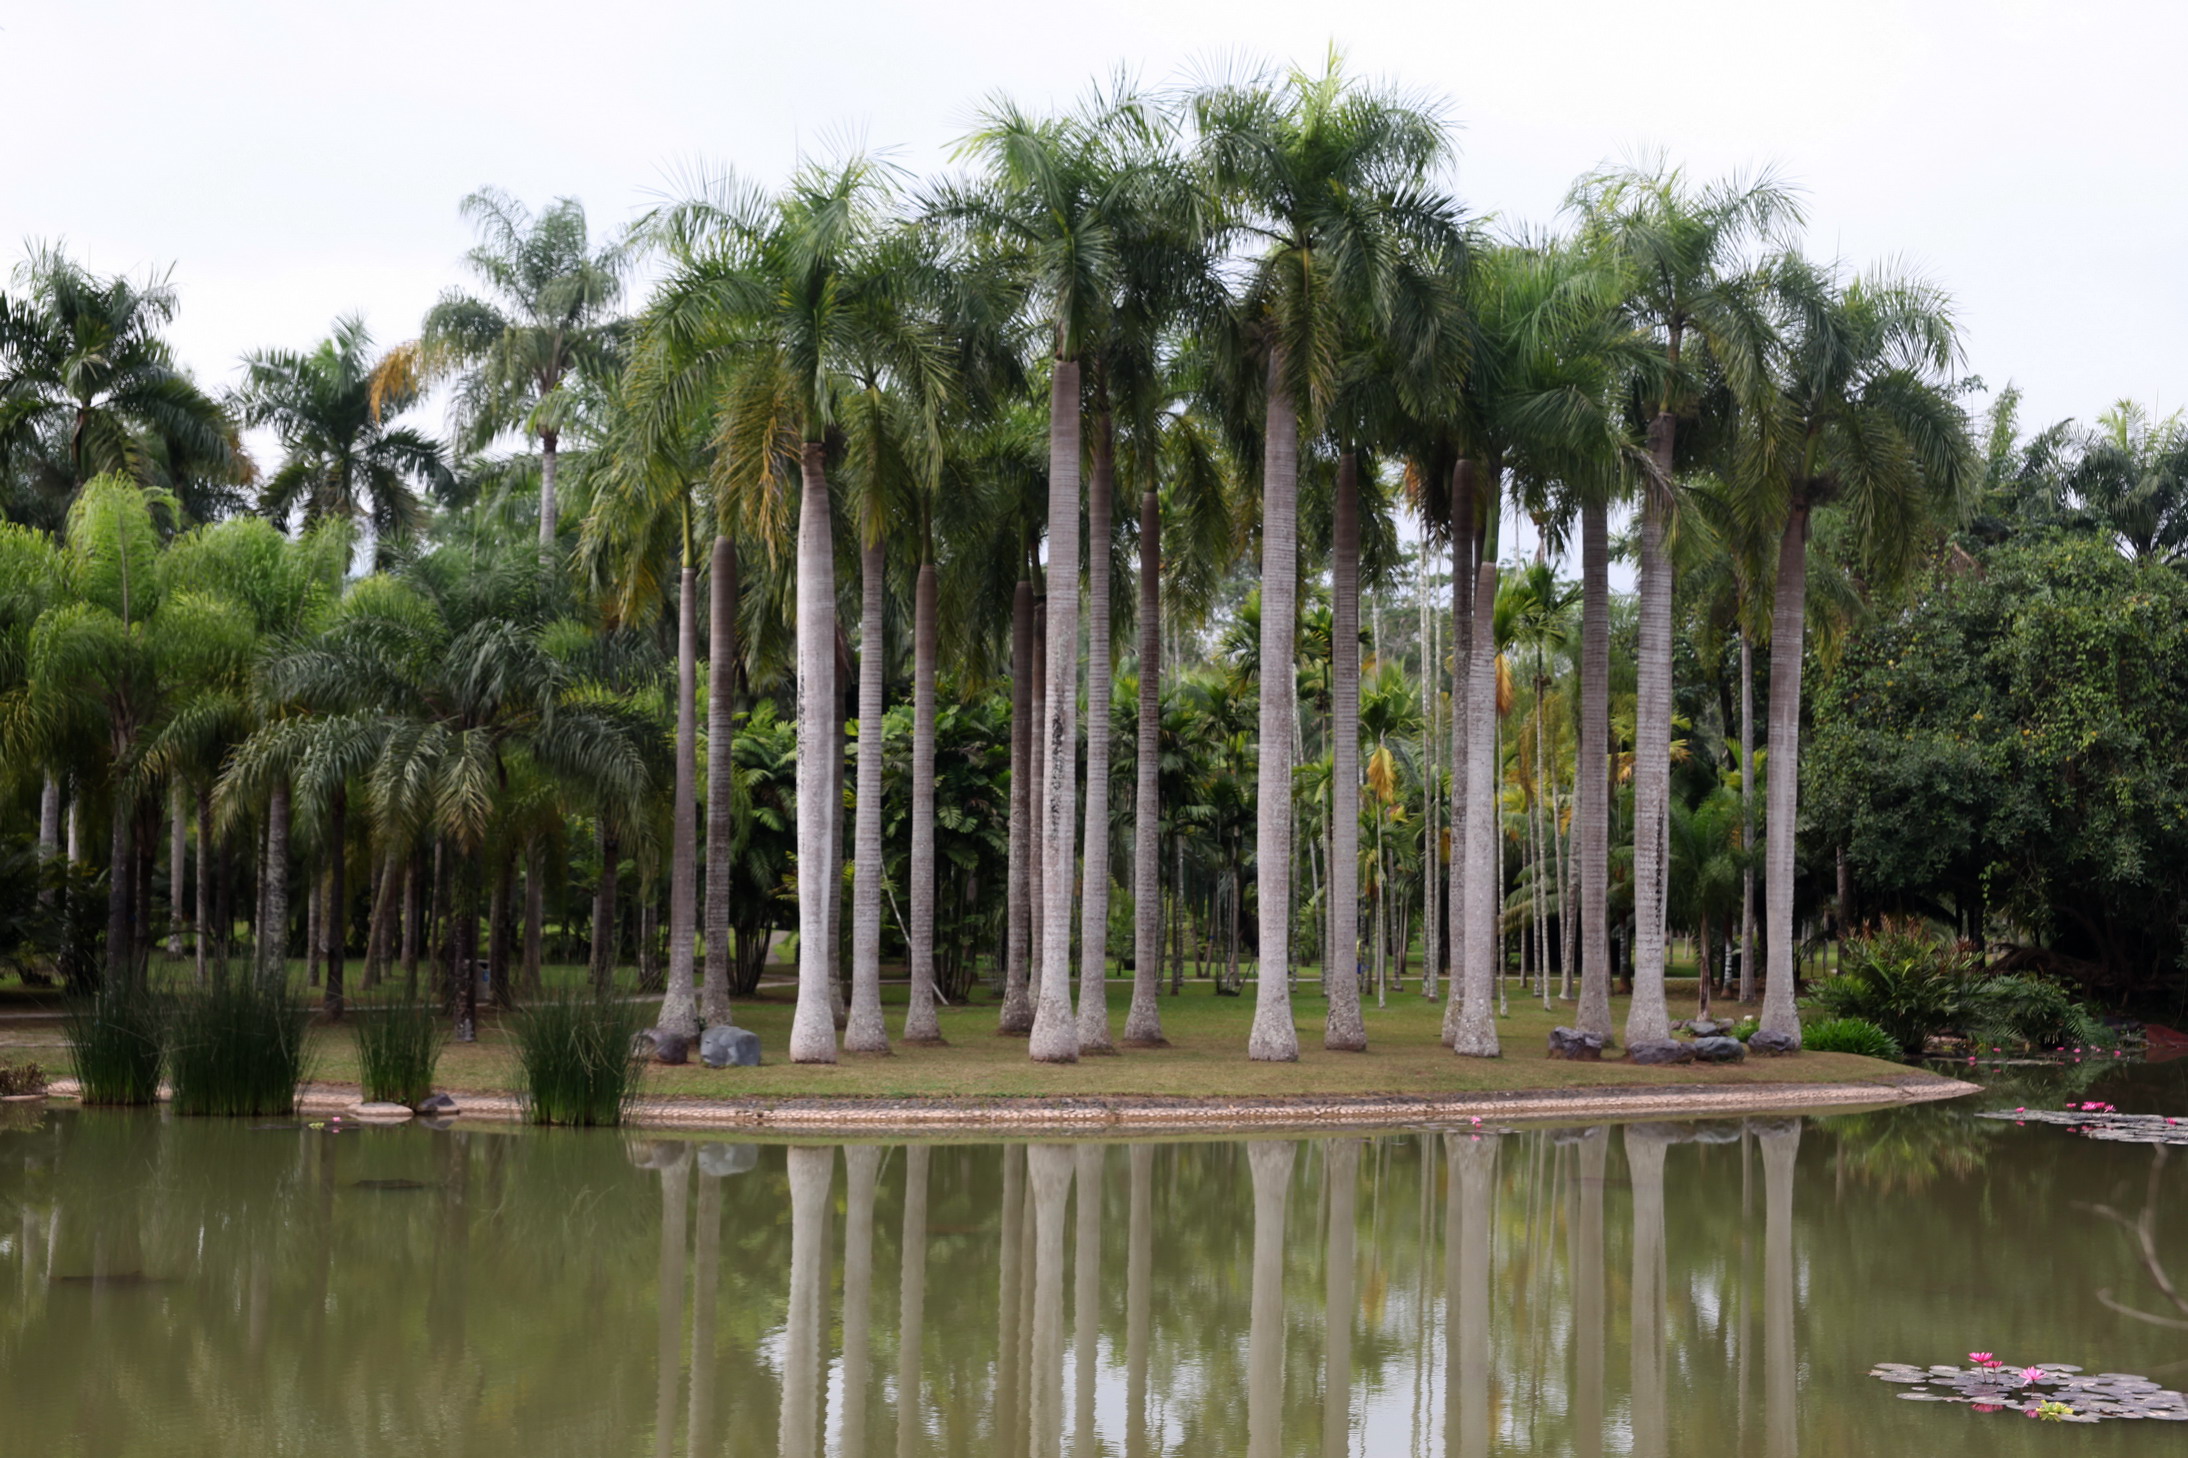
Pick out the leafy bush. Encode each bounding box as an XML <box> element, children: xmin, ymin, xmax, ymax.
<box><xmin>513</xmin><ymin>991</ymin><xmax>649</xmax><ymax>1126</ymax></box>
<box><xmin>1730</xmin><ymin>1016</ymin><xmax>1760</xmax><ymax>1043</ymax></box>
<box><xmin>1963</xmin><ymin>975</ymin><xmax>2115</xmax><ymax>1052</ymax></box>
<box><xmin>64</xmin><ymin>981</ymin><xmax>165</xmax><ymax>1104</ymax></box>
<box><xmin>168</xmin><ymin>978</ymin><xmax>311</xmax><ymax>1117</ymax></box>
<box><xmin>1807</xmin><ymin>920</ymin><xmax>1978</xmax><ymax>1054</ymax></box>
<box><xmin>355</xmin><ymin>996</ymin><xmax>446</xmax><ymax>1105</ymax></box>
<box><xmin>0</xmin><ymin>1060</ymin><xmax>46</xmax><ymax>1096</ymax></box>
<box><xmin>1801</xmin><ymin>1017</ymin><xmax>1902</xmax><ymax>1060</ymax></box>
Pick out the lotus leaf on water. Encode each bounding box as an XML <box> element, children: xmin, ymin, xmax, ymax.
<box><xmin>1868</xmin><ymin>1360</ymin><xmax>2188</xmax><ymax>1422</ymax></box>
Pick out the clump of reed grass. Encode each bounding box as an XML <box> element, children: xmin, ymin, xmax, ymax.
<box><xmin>512</xmin><ymin>991</ymin><xmax>649</xmax><ymax>1127</ymax></box>
<box><xmin>355</xmin><ymin>995</ymin><xmax>446</xmax><ymax>1105</ymax></box>
<box><xmin>167</xmin><ymin>978</ymin><xmax>311</xmax><ymax>1117</ymax></box>
<box><xmin>64</xmin><ymin>980</ymin><xmax>165</xmax><ymax>1105</ymax></box>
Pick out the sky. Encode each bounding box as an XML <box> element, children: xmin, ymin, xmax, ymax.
<box><xmin>6</xmin><ymin>0</ymin><xmax>2185</xmax><ymax>568</ymax></box>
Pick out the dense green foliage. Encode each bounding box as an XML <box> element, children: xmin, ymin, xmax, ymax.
<box><xmin>1808</xmin><ymin>920</ymin><xmax>2114</xmax><ymax>1053</ymax></box>
<box><xmin>1799</xmin><ymin>1016</ymin><xmax>1900</xmax><ymax>1060</ymax></box>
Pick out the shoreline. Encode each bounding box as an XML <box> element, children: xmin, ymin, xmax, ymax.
<box><xmin>36</xmin><ymin>1069</ymin><xmax>1981</xmax><ymax>1135</ymax></box>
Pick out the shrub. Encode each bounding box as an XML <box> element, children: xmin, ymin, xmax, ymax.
<box><xmin>1729</xmin><ymin>1016</ymin><xmax>1760</xmax><ymax>1043</ymax></box>
<box><xmin>1964</xmin><ymin>975</ymin><xmax>2115</xmax><ymax>1052</ymax></box>
<box><xmin>168</xmin><ymin>978</ymin><xmax>311</xmax><ymax>1117</ymax></box>
<box><xmin>1806</xmin><ymin>919</ymin><xmax>1977</xmax><ymax>1054</ymax></box>
<box><xmin>513</xmin><ymin>991</ymin><xmax>649</xmax><ymax>1127</ymax></box>
<box><xmin>1801</xmin><ymin>1017</ymin><xmax>1902</xmax><ymax>1060</ymax></box>
<box><xmin>0</xmin><ymin>1060</ymin><xmax>46</xmax><ymax>1096</ymax></box>
<box><xmin>355</xmin><ymin>995</ymin><xmax>446</xmax><ymax>1105</ymax></box>
<box><xmin>64</xmin><ymin>981</ymin><xmax>165</xmax><ymax>1104</ymax></box>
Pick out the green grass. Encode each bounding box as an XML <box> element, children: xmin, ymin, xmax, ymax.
<box><xmin>167</xmin><ymin>978</ymin><xmax>311</xmax><ymax>1117</ymax></box>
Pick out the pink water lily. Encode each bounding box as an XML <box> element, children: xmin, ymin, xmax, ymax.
<box><xmin>1969</xmin><ymin>1352</ymin><xmax>1995</xmax><ymax>1365</ymax></box>
<box><xmin>2020</xmin><ymin>1367</ymin><xmax>2047</xmax><ymax>1385</ymax></box>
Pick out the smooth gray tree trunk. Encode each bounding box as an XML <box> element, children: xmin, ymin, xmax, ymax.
<box><xmin>704</xmin><ymin>535</ymin><xmax>738</xmax><ymax>1027</ymax></box>
<box><xmin>1000</xmin><ymin>578</ymin><xmax>1036</xmax><ymax>1034</ymax></box>
<box><xmin>1029</xmin><ymin>606</ymin><xmax>1047</xmax><ymax>1005</ymax></box>
<box><xmin>169</xmin><ymin>782</ymin><xmax>187</xmax><ymax>957</ymax></box>
<box><xmin>788</xmin><ymin>443</ymin><xmax>840</xmax><ymax>1063</ymax></box>
<box><xmin>195</xmin><ymin>789</ymin><xmax>213</xmax><ymax>984</ymax></box>
<box><xmin>1075</xmin><ymin>415</ymin><xmax>1116</xmax><ymax>1052</ymax></box>
<box><xmin>1578</xmin><ymin>496</ymin><xmax>1614</xmax><ymax>1042</ymax></box>
<box><xmin>660</xmin><ymin>562</ymin><xmax>702</xmax><ymax>1040</ymax></box>
<box><xmin>1326</xmin><ymin>452</ymin><xmax>1366</xmax><ymax>1050</ymax></box>
<box><xmin>1760</xmin><ymin>508</ymin><xmax>1809</xmax><ymax>1045</ymax></box>
<box><xmin>1444</xmin><ymin>462</ymin><xmax>1474</xmax><ymax>1048</ymax></box>
<box><xmin>1030</xmin><ymin>359</ymin><xmax>1082</xmax><ymax>1063</ymax></box>
<box><xmin>1124</xmin><ymin>489</ymin><xmax>1166</xmax><ymax>1045</ymax></box>
<box><xmin>1739</xmin><ymin>626</ymin><xmax>1757</xmax><ymax>1004</ymax></box>
<box><xmin>538</xmin><ymin>433</ymin><xmax>558</xmax><ymax>553</ymax></box>
<box><xmin>904</xmin><ymin>559</ymin><xmax>943</xmax><ymax>1042</ymax></box>
<box><xmin>846</xmin><ymin>539</ymin><xmax>891</xmax><ymax>1053</ymax></box>
<box><xmin>1625</xmin><ymin>415</ymin><xmax>1676</xmax><ymax>1048</ymax></box>
<box><xmin>1249</xmin><ymin>353</ymin><xmax>1301</xmax><ymax>1061</ymax></box>
<box><xmin>257</xmin><ymin>778</ymin><xmax>290</xmax><ymax>990</ymax></box>
<box><xmin>1453</xmin><ymin>529</ymin><xmax>1501</xmax><ymax>1058</ymax></box>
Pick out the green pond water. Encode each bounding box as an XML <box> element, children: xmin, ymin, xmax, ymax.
<box><xmin>4</xmin><ymin>1060</ymin><xmax>2186</xmax><ymax>1457</ymax></box>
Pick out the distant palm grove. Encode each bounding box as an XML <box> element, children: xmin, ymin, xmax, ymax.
<box><xmin>6</xmin><ymin>58</ymin><xmax>2187</xmax><ymax>1065</ymax></box>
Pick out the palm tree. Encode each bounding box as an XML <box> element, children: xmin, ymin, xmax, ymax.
<box><xmin>1190</xmin><ymin>54</ymin><xmax>1462</xmax><ymax>1060</ymax></box>
<box><xmin>237</xmin><ymin>316</ymin><xmax>452</xmax><ymax>564</ymax></box>
<box><xmin>0</xmin><ymin>246</ymin><xmax>236</xmax><ymax>530</ymax></box>
<box><xmin>1745</xmin><ymin>257</ymin><xmax>1973</xmax><ymax>1045</ymax></box>
<box><xmin>1570</xmin><ymin>163</ymin><xmax>1797</xmax><ymax>1051</ymax></box>
<box><xmin>644</xmin><ymin>159</ymin><xmax>951</xmax><ymax>1063</ymax></box>
<box><xmin>418</xmin><ymin>189</ymin><xmax>631</xmax><ymax>553</ymax></box>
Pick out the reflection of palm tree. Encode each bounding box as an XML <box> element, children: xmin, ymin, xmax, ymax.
<box><xmin>1757</xmin><ymin>1119</ymin><xmax>1802</xmax><ymax>1458</ymax></box>
<box><xmin>1447</xmin><ymin>1132</ymin><xmax>1494</xmax><ymax>1458</ymax></box>
<box><xmin>1028</xmin><ymin>1146</ymin><xmax>1074</xmax><ymax>1458</ymax></box>
<box><xmin>688</xmin><ymin>1148</ymin><xmax>723</xmax><ymax>1458</ymax></box>
<box><xmin>997</xmin><ymin>1144</ymin><xmax>1027</xmax><ymax>1448</ymax></box>
<box><xmin>1073</xmin><ymin>1144</ymin><xmax>1103</xmax><ymax>1455</ymax></box>
<box><xmin>1626</xmin><ymin>1125</ymin><xmax>1670</xmax><ymax>1458</ymax></box>
<box><xmin>1323</xmin><ymin>1139</ymin><xmax>1360</xmax><ymax>1458</ymax></box>
<box><xmin>896</xmin><ymin>1145</ymin><xmax>930</xmax><ymax>1458</ymax></box>
<box><xmin>650</xmin><ymin>1143</ymin><xmax>691</xmax><ymax>1458</ymax></box>
<box><xmin>1246</xmin><ymin>1141</ymin><xmax>1294</xmax><ymax>1458</ymax></box>
<box><xmin>1126</xmin><ymin>1143</ymin><xmax>1154</xmax><ymax>1458</ymax></box>
<box><xmin>841</xmin><ymin>1144</ymin><xmax>881</xmax><ymax>1455</ymax></box>
<box><xmin>1574</xmin><ymin>1128</ymin><xmax>1608</xmax><ymax>1458</ymax></box>
<box><xmin>779</xmin><ymin>1147</ymin><xmax>832</xmax><ymax>1458</ymax></box>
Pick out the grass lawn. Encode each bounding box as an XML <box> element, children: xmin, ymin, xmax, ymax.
<box><xmin>1</xmin><ymin>959</ymin><xmax>1908</xmax><ymax>1104</ymax></box>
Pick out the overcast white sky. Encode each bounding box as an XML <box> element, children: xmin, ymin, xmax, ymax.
<box><xmin>7</xmin><ymin>0</ymin><xmax>2184</xmax><ymax>567</ymax></box>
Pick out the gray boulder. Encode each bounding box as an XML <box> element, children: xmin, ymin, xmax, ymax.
<box><xmin>699</xmin><ymin>1024</ymin><xmax>762</xmax><ymax>1068</ymax></box>
<box><xmin>1683</xmin><ymin>1018</ymin><xmax>1731</xmax><ymax>1037</ymax></box>
<box><xmin>1628</xmin><ymin>1040</ymin><xmax>1696</xmax><ymax>1066</ymax></box>
<box><xmin>1689</xmin><ymin>1036</ymin><xmax>1747</xmax><ymax>1063</ymax></box>
<box><xmin>698</xmin><ymin>1143</ymin><xmax>760</xmax><ymax>1177</ymax></box>
<box><xmin>1547</xmin><ymin>1026</ymin><xmax>1608</xmax><ymax>1061</ymax></box>
<box><xmin>1747</xmin><ymin>1029</ymin><xmax>1802</xmax><ymax>1056</ymax></box>
<box><xmin>635</xmin><ymin>1028</ymin><xmax>690</xmax><ymax>1065</ymax></box>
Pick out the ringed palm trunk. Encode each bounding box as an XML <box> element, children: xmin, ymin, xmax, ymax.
<box><xmin>1075</xmin><ymin>412</ymin><xmax>1117</xmax><ymax>1053</ymax></box>
<box><xmin>846</xmin><ymin>538</ymin><xmax>890</xmax><ymax>1053</ymax></box>
<box><xmin>1443</xmin><ymin>461</ymin><xmax>1474</xmax><ymax>1048</ymax></box>
<box><xmin>1624</xmin><ymin>414</ymin><xmax>1676</xmax><ymax>1048</ymax></box>
<box><xmin>195</xmin><ymin>788</ymin><xmax>213</xmax><ymax>984</ymax></box>
<box><xmin>258</xmin><ymin>777</ymin><xmax>290</xmax><ymax>991</ymax></box>
<box><xmin>1029</xmin><ymin>357</ymin><xmax>1082</xmax><ymax>1064</ymax></box>
<box><xmin>106</xmin><ymin>780</ymin><xmax>134</xmax><ymax>987</ymax></box>
<box><xmin>1124</xmin><ymin>489</ymin><xmax>1166</xmax><ymax>1046</ymax></box>
<box><xmin>1325</xmin><ymin>451</ymin><xmax>1366</xmax><ymax>1050</ymax></box>
<box><xmin>1248</xmin><ymin>351</ymin><xmax>1301</xmax><ymax>1062</ymax></box>
<box><xmin>1738</xmin><ymin>625</ymin><xmax>1757</xmax><ymax>1004</ymax></box>
<box><xmin>788</xmin><ymin>442</ymin><xmax>840</xmax><ymax>1064</ymax></box>
<box><xmin>324</xmin><ymin>786</ymin><xmax>346</xmax><ymax>1019</ymax></box>
<box><xmin>1029</xmin><ymin>606</ymin><xmax>1047</xmax><ymax>1000</ymax></box>
<box><xmin>661</xmin><ymin>559</ymin><xmax>702</xmax><ymax>1040</ymax></box>
<box><xmin>1577</xmin><ymin>496</ymin><xmax>1613</xmax><ymax>1041</ymax></box>
<box><xmin>537</xmin><ymin>429</ymin><xmax>559</xmax><ymax>553</ymax></box>
<box><xmin>1759</xmin><ymin>504</ymin><xmax>1809</xmax><ymax>1045</ymax></box>
<box><xmin>1452</xmin><ymin>523</ymin><xmax>1501</xmax><ymax>1059</ymax></box>
<box><xmin>704</xmin><ymin>535</ymin><xmax>739</xmax><ymax>1028</ymax></box>
<box><xmin>904</xmin><ymin>555</ymin><xmax>943</xmax><ymax>1042</ymax></box>
<box><xmin>169</xmin><ymin>783</ymin><xmax>187</xmax><ymax>957</ymax></box>
<box><xmin>999</xmin><ymin>577</ymin><xmax>1036</xmax><ymax>1034</ymax></box>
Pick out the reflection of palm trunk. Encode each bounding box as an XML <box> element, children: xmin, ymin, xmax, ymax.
<box><xmin>996</xmin><ymin>1145</ymin><xmax>1026</xmax><ymax>1455</ymax></box>
<box><xmin>1028</xmin><ymin>1145</ymin><xmax>1074</xmax><ymax>1458</ymax></box>
<box><xmin>1446</xmin><ymin>1132</ymin><xmax>1493</xmax><ymax>1458</ymax></box>
<box><xmin>842</xmin><ymin>1144</ymin><xmax>881</xmax><ymax>1455</ymax></box>
<box><xmin>779</xmin><ymin>1146</ymin><xmax>833</xmax><ymax>1458</ymax></box>
<box><xmin>1574</xmin><ymin>1129</ymin><xmax>1607</xmax><ymax>1458</ymax></box>
<box><xmin>1759</xmin><ymin>1120</ymin><xmax>1801</xmax><ymax>1458</ymax></box>
<box><xmin>1125</xmin><ymin>1144</ymin><xmax>1153</xmax><ymax>1458</ymax></box>
<box><xmin>654</xmin><ymin>1145</ymin><xmax>691</xmax><ymax>1458</ymax></box>
<box><xmin>1246</xmin><ymin>1141</ymin><xmax>1294</xmax><ymax>1458</ymax></box>
<box><xmin>689</xmin><ymin>1155</ymin><xmax>721</xmax><ymax>1458</ymax></box>
<box><xmin>1323</xmin><ymin>1140</ymin><xmax>1359</xmax><ymax>1458</ymax></box>
<box><xmin>1626</xmin><ymin>1126</ymin><xmax>1669</xmax><ymax>1458</ymax></box>
<box><xmin>896</xmin><ymin>1145</ymin><xmax>930</xmax><ymax>1458</ymax></box>
<box><xmin>1073</xmin><ymin>1144</ymin><xmax>1103</xmax><ymax>1456</ymax></box>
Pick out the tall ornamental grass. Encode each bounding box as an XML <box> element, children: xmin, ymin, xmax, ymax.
<box><xmin>355</xmin><ymin>995</ymin><xmax>446</xmax><ymax>1105</ymax></box>
<box><xmin>168</xmin><ymin>979</ymin><xmax>311</xmax><ymax>1117</ymax></box>
<box><xmin>513</xmin><ymin>992</ymin><xmax>649</xmax><ymax>1127</ymax></box>
<box><xmin>64</xmin><ymin>981</ymin><xmax>165</xmax><ymax>1105</ymax></box>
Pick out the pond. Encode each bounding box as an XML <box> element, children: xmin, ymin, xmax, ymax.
<box><xmin>3</xmin><ymin>1060</ymin><xmax>2185</xmax><ymax>1456</ymax></box>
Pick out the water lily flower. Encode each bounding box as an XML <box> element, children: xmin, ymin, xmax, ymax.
<box><xmin>2020</xmin><ymin>1367</ymin><xmax>2046</xmax><ymax>1385</ymax></box>
<box><xmin>1969</xmin><ymin>1352</ymin><xmax>1994</xmax><ymax>1364</ymax></box>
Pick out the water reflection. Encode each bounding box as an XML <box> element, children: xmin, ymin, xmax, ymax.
<box><xmin>5</xmin><ymin>1072</ymin><xmax>2188</xmax><ymax>1457</ymax></box>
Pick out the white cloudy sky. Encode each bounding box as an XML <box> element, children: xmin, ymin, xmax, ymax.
<box><xmin>7</xmin><ymin>0</ymin><xmax>2184</xmax><ymax>557</ymax></box>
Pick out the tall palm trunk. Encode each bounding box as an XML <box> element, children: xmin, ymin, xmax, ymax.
<box><xmin>324</xmin><ymin>786</ymin><xmax>346</xmax><ymax>1019</ymax></box>
<box><xmin>364</xmin><ymin>849</ymin><xmax>398</xmax><ymax>991</ymax></box>
<box><xmin>589</xmin><ymin>822</ymin><xmax>618</xmax><ymax>995</ymax></box>
<box><xmin>537</xmin><ymin>430</ymin><xmax>559</xmax><ymax>553</ymax></box>
<box><xmin>195</xmin><ymin>788</ymin><xmax>212</xmax><ymax>984</ymax></box>
<box><xmin>106</xmin><ymin>785</ymin><xmax>134</xmax><ymax>987</ymax></box>
<box><xmin>788</xmin><ymin>442</ymin><xmax>840</xmax><ymax>1064</ymax></box>
<box><xmin>169</xmin><ymin>783</ymin><xmax>187</xmax><ymax>957</ymax></box>
<box><xmin>1453</xmin><ymin>534</ymin><xmax>1502</xmax><ymax>1058</ymax></box>
<box><xmin>1625</xmin><ymin>415</ymin><xmax>1676</xmax><ymax>1048</ymax></box>
<box><xmin>904</xmin><ymin>554</ymin><xmax>943</xmax><ymax>1042</ymax></box>
<box><xmin>1075</xmin><ymin>411</ymin><xmax>1116</xmax><ymax>1053</ymax></box>
<box><xmin>846</xmin><ymin>538</ymin><xmax>890</xmax><ymax>1053</ymax></box>
<box><xmin>1325</xmin><ymin>451</ymin><xmax>1366</xmax><ymax>1050</ymax></box>
<box><xmin>704</xmin><ymin>535</ymin><xmax>739</xmax><ymax>1028</ymax></box>
<box><xmin>1029</xmin><ymin>358</ymin><xmax>1083</xmax><ymax>1064</ymax></box>
<box><xmin>1124</xmin><ymin>489</ymin><xmax>1165</xmax><ymax>1046</ymax></box>
<box><xmin>1577</xmin><ymin>497</ymin><xmax>1614</xmax><ymax>1041</ymax></box>
<box><xmin>1759</xmin><ymin>505</ymin><xmax>1810</xmax><ymax>1045</ymax></box>
<box><xmin>521</xmin><ymin>838</ymin><xmax>543</xmax><ymax>995</ymax></box>
<box><xmin>1443</xmin><ymin>461</ymin><xmax>1474</xmax><ymax>1047</ymax></box>
<box><xmin>258</xmin><ymin>777</ymin><xmax>290</xmax><ymax>990</ymax></box>
<box><xmin>1248</xmin><ymin>352</ymin><xmax>1301</xmax><ymax>1062</ymax></box>
<box><xmin>661</xmin><ymin>559</ymin><xmax>702</xmax><ymax>1040</ymax></box>
<box><xmin>1419</xmin><ymin>540</ymin><xmax>1440</xmax><ymax>1002</ymax></box>
<box><xmin>1738</xmin><ymin>624</ymin><xmax>1757</xmax><ymax>1005</ymax></box>
<box><xmin>999</xmin><ymin>577</ymin><xmax>1036</xmax><ymax>1034</ymax></box>
<box><xmin>1028</xmin><ymin>605</ymin><xmax>1047</xmax><ymax>1002</ymax></box>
